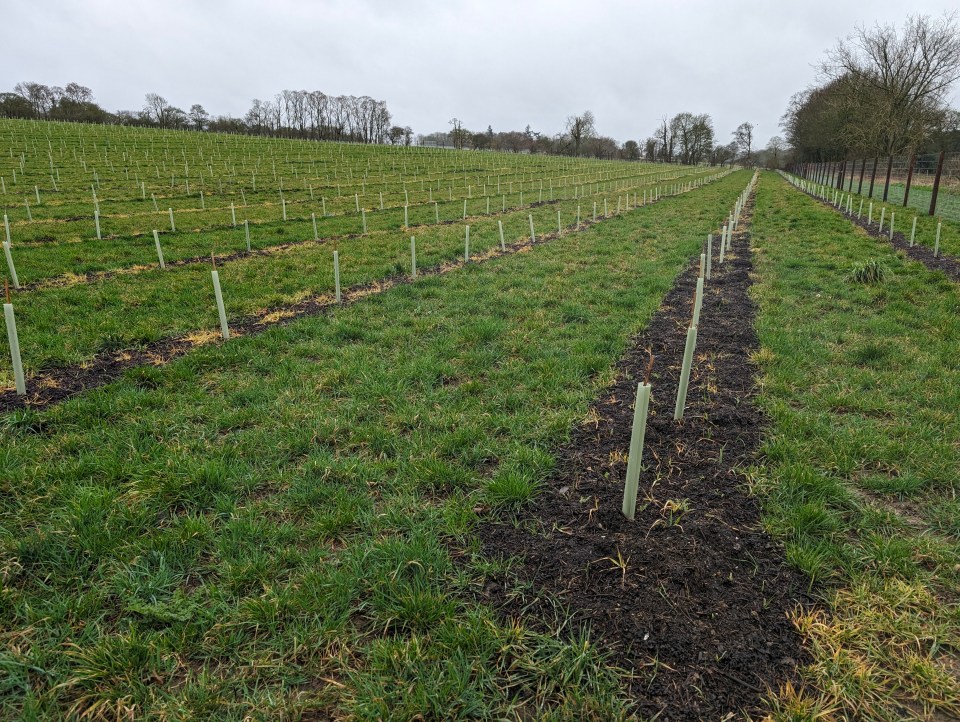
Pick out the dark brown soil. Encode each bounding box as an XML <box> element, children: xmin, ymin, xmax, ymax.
<box><xmin>803</xmin><ymin>187</ymin><xmax>960</xmax><ymax>282</ymax></box>
<box><xmin>474</xmin><ymin>191</ymin><xmax>813</xmax><ymax>720</ymax></box>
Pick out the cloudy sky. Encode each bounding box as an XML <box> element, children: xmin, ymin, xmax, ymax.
<box><xmin>5</xmin><ymin>0</ymin><xmax>960</xmax><ymax>147</ymax></box>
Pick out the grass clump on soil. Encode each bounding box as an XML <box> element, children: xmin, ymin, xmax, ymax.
<box><xmin>0</xmin><ymin>169</ymin><xmax>752</xmax><ymax>719</ymax></box>
<box><xmin>750</xmin><ymin>172</ymin><xmax>960</xmax><ymax>721</ymax></box>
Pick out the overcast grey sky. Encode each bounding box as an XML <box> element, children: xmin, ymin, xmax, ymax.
<box><xmin>5</xmin><ymin>0</ymin><xmax>960</xmax><ymax>146</ymax></box>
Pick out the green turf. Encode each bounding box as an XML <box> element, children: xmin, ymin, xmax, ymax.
<box><xmin>0</xmin><ymin>167</ymin><xmax>751</xmax><ymax>719</ymax></box>
<box><xmin>750</xmin><ymin>172</ymin><xmax>960</xmax><ymax>721</ymax></box>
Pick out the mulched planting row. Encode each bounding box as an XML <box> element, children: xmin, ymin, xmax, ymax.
<box><xmin>474</xmin><ymin>188</ymin><xmax>814</xmax><ymax>720</ymax></box>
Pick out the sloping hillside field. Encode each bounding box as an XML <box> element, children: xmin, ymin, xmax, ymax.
<box><xmin>1</xmin><ymin>121</ymin><xmax>958</xmax><ymax>720</ymax></box>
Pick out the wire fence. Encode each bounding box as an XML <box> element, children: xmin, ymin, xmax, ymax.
<box><xmin>789</xmin><ymin>151</ymin><xmax>960</xmax><ymax>222</ymax></box>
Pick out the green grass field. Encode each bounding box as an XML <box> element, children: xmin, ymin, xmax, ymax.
<box><xmin>752</xmin><ymin>174</ymin><xmax>960</xmax><ymax>720</ymax></box>
<box><xmin>2</xmin><ymin>117</ymin><xmax>959</xmax><ymax>720</ymax></box>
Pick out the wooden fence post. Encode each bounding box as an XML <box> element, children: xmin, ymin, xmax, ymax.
<box><xmin>882</xmin><ymin>155</ymin><xmax>893</xmax><ymax>202</ymax></box>
<box><xmin>903</xmin><ymin>153</ymin><xmax>916</xmax><ymax>207</ymax></box>
<box><xmin>929</xmin><ymin>150</ymin><xmax>945</xmax><ymax>216</ymax></box>
<box><xmin>857</xmin><ymin>158</ymin><xmax>866</xmax><ymax>195</ymax></box>
<box><xmin>868</xmin><ymin>156</ymin><xmax>878</xmax><ymax>198</ymax></box>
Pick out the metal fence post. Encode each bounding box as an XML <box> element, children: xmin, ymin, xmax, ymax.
<box><xmin>929</xmin><ymin>150</ymin><xmax>945</xmax><ymax>216</ymax></box>
<box><xmin>903</xmin><ymin>153</ymin><xmax>915</xmax><ymax>207</ymax></box>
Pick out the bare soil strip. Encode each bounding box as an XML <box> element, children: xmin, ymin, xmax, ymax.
<box><xmin>474</xmin><ymin>193</ymin><xmax>813</xmax><ymax>720</ymax></box>
<box><xmin>802</xmin><ymin>186</ymin><xmax>960</xmax><ymax>282</ymax></box>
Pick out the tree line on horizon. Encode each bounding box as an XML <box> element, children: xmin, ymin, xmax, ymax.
<box><xmin>421</xmin><ymin>112</ymin><xmax>756</xmax><ymax>165</ymax></box>
<box><xmin>0</xmin><ymin>81</ymin><xmax>759</xmax><ymax>165</ymax></box>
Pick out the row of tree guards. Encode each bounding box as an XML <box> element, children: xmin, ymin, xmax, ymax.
<box><xmin>788</xmin><ymin>151</ymin><xmax>958</xmax><ymax>218</ymax></box>
<box><xmin>0</xmin><ymin>170</ymin><xmax>735</xmax><ymax>397</ymax></box>
<box><xmin>622</xmin><ymin>172</ymin><xmax>757</xmax><ymax>521</ymax></box>
<box><xmin>781</xmin><ymin>172</ymin><xmax>944</xmax><ymax>258</ymax></box>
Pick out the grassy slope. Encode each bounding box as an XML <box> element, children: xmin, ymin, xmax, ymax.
<box><xmin>0</xmin><ymin>173</ymin><xmax>725</xmax><ymax>382</ymax></box>
<box><xmin>750</xmin><ymin>173</ymin><xmax>960</xmax><ymax>720</ymax></box>
<box><xmin>0</xmin><ymin>170</ymin><xmax>751</xmax><ymax>720</ymax></box>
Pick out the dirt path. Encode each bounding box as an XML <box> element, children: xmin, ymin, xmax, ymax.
<box><xmin>474</xmin><ymin>189</ymin><xmax>813</xmax><ymax>720</ymax></box>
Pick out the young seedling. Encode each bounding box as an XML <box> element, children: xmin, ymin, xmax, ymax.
<box><xmin>3</xmin><ymin>216</ymin><xmax>19</xmax><ymax>290</ymax></box>
<box><xmin>152</xmin><ymin>230</ymin><xmax>165</xmax><ymax>269</ymax></box>
<box><xmin>934</xmin><ymin>221</ymin><xmax>942</xmax><ymax>257</ymax></box>
<box><xmin>333</xmin><ymin>250</ymin><xmax>342</xmax><ymax>303</ymax></box>
<box><xmin>910</xmin><ymin>217</ymin><xmax>917</xmax><ymax>247</ymax></box>
<box><xmin>692</xmin><ymin>278</ymin><xmax>705</xmax><ymax>328</ymax></box>
<box><xmin>706</xmin><ymin>234</ymin><xmax>713</xmax><ymax>279</ymax></box>
<box><xmin>674</xmin><ymin>323</ymin><xmax>698</xmax><ymax>421</ymax></box>
<box><xmin>3</xmin><ymin>280</ymin><xmax>25</xmax><ymax>395</ymax></box>
<box><xmin>529</xmin><ymin>214</ymin><xmax>536</xmax><ymax>242</ymax></box>
<box><xmin>464</xmin><ymin>225</ymin><xmax>470</xmax><ymax>262</ymax></box>
<box><xmin>622</xmin><ymin>351</ymin><xmax>653</xmax><ymax>520</ymax></box>
<box><xmin>498</xmin><ymin>220</ymin><xmax>505</xmax><ymax>251</ymax></box>
<box><xmin>410</xmin><ymin>237</ymin><xmax>416</xmax><ymax>279</ymax></box>
<box><xmin>210</xmin><ymin>254</ymin><xmax>230</xmax><ymax>340</ymax></box>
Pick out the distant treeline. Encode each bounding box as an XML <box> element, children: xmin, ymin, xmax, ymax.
<box><xmin>0</xmin><ymin>82</ymin><xmax>394</xmax><ymax>144</ymax></box>
<box><xmin>0</xmin><ymin>81</ymin><xmax>753</xmax><ymax>165</ymax></box>
<box><xmin>421</xmin><ymin>111</ymin><xmax>751</xmax><ymax>165</ymax></box>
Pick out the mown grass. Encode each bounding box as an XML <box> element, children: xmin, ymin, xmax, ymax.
<box><xmin>0</xmin><ymin>169</ymin><xmax>751</xmax><ymax>719</ymax></box>
<box><xmin>750</xmin><ymin>172</ymin><xmax>960</xmax><ymax>721</ymax></box>
<box><xmin>0</xmin><ymin>170</ymin><xmax>727</xmax><ymax>384</ymax></box>
<box><xmin>1</xmin><ymin>117</ymin><xmax>699</xmax><ymax>281</ymax></box>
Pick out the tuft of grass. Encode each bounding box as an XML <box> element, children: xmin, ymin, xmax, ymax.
<box><xmin>847</xmin><ymin>258</ymin><xmax>890</xmax><ymax>284</ymax></box>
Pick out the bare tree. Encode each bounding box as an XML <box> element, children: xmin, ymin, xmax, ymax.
<box><xmin>63</xmin><ymin>82</ymin><xmax>93</xmax><ymax>104</ymax></box>
<box><xmin>144</xmin><ymin>93</ymin><xmax>174</xmax><ymax>128</ymax></box>
<box><xmin>449</xmin><ymin>118</ymin><xmax>469</xmax><ymax>150</ymax></box>
<box><xmin>565</xmin><ymin>110</ymin><xmax>596</xmax><ymax>156</ymax></box>
<box><xmin>14</xmin><ymin>82</ymin><xmax>55</xmax><ymax>117</ymax></box>
<box><xmin>733</xmin><ymin>122</ymin><xmax>754</xmax><ymax>163</ymax></box>
<box><xmin>765</xmin><ymin>135</ymin><xmax>786</xmax><ymax>168</ymax></box>
<box><xmin>822</xmin><ymin>13</ymin><xmax>960</xmax><ymax>154</ymax></box>
<box><xmin>188</xmin><ymin>104</ymin><xmax>209</xmax><ymax>131</ymax></box>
